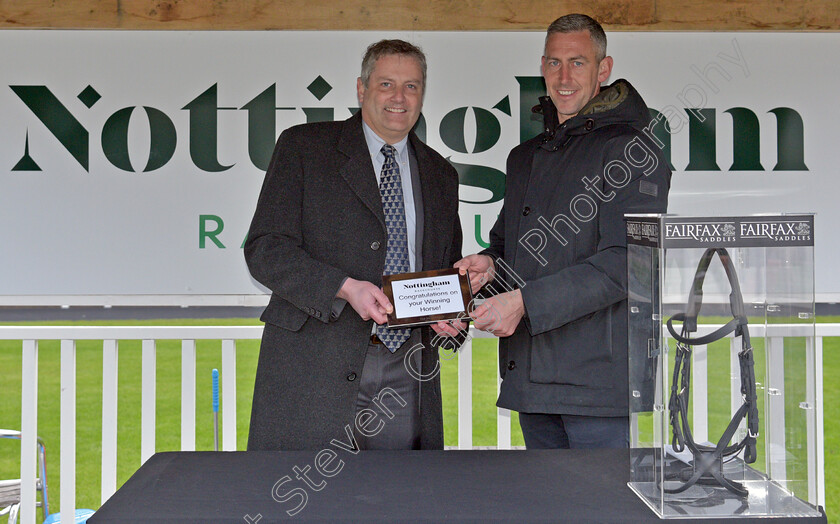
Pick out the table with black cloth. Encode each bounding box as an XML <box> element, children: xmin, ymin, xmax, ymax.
<box><xmin>88</xmin><ymin>450</ymin><xmax>826</xmax><ymax>523</ymax></box>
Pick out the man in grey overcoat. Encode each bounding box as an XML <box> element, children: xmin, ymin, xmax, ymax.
<box><xmin>245</xmin><ymin>40</ymin><xmax>462</xmax><ymax>451</ymax></box>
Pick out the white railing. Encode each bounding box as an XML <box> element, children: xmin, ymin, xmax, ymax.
<box><xmin>2</xmin><ymin>323</ymin><xmax>829</xmax><ymax>523</ymax></box>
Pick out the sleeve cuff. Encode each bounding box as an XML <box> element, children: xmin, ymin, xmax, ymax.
<box><xmin>330</xmin><ymin>277</ymin><xmax>350</xmax><ymax>321</ymax></box>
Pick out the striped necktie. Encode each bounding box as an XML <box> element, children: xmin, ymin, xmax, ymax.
<box><xmin>375</xmin><ymin>144</ymin><xmax>412</xmax><ymax>352</ymax></box>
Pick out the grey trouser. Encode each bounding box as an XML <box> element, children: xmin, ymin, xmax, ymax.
<box><xmin>354</xmin><ymin>337</ymin><xmax>421</xmax><ymax>450</ymax></box>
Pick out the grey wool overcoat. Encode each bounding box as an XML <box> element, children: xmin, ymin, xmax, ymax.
<box><xmin>245</xmin><ymin>112</ymin><xmax>462</xmax><ymax>451</ymax></box>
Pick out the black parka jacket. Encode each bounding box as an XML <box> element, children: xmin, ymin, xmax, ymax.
<box><xmin>482</xmin><ymin>79</ymin><xmax>672</xmax><ymax>416</ymax></box>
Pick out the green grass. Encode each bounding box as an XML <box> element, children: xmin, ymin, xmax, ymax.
<box><xmin>0</xmin><ymin>318</ymin><xmax>835</xmax><ymax>522</ymax></box>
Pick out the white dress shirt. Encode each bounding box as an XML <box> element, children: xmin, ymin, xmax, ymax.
<box><xmin>362</xmin><ymin>122</ymin><xmax>417</xmax><ymax>272</ymax></box>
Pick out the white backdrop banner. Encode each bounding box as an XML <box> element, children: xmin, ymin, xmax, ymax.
<box><xmin>1</xmin><ymin>31</ymin><xmax>837</xmax><ymax>303</ymax></box>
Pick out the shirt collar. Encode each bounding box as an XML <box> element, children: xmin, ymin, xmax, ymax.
<box><xmin>362</xmin><ymin>121</ymin><xmax>409</xmax><ymax>160</ymax></box>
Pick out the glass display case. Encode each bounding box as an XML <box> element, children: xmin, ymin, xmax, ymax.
<box><xmin>625</xmin><ymin>214</ymin><xmax>821</xmax><ymax>518</ymax></box>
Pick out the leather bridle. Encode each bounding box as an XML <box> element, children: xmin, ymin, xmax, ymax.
<box><xmin>665</xmin><ymin>248</ymin><xmax>759</xmax><ymax>497</ymax></box>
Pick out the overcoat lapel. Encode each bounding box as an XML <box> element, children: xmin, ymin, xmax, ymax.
<box><xmin>337</xmin><ymin>114</ymin><xmax>386</xmax><ymax>232</ymax></box>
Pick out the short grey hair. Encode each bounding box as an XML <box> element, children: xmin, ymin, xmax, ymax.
<box><xmin>545</xmin><ymin>14</ymin><xmax>607</xmax><ymax>62</ymax></box>
<box><xmin>360</xmin><ymin>39</ymin><xmax>427</xmax><ymax>88</ymax></box>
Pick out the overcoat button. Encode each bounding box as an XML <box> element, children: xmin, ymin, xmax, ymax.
<box><xmin>508</xmin><ymin>361</ymin><xmax>516</xmax><ymax>370</ymax></box>
<box><xmin>347</xmin><ymin>372</ymin><xmax>357</xmax><ymax>381</ymax></box>
<box><xmin>370</xmin><ymin>241</ymin><xmax>381</xmax><ymax>250</ymax></box>
<box><xmin>522</xmin><ymin>207</ymin><xmax>531</xmax><ymax>216</ymax></box>
<box><xmin>585</xmin><ymin>119</ymin><xmax>595</xmax><ymax>131</ymax></box>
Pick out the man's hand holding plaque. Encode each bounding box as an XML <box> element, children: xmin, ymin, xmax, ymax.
<box><xmin>337</xmin><ymin>277</ymin><xmax>394</xmax><ymax>324</ymax></box>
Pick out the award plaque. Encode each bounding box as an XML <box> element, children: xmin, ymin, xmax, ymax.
<box><xmin>381</xmin><ymin>268</ymin><xmax>473</xmax><ymax>328</ymax></box>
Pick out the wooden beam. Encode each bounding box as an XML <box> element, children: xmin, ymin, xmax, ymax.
<box><xmin>1</xmin><ymin>0</ymin><xmax>838</xmax><ymax>30</ymax></box>
<box><xmin>654</xmin><ymin>0</ymin><xmax>840</xmax><ymax>30</ymax></box>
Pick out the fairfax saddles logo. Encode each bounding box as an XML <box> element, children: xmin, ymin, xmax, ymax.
<box><xmin>740</xmin><ymin>220</ymin><xmax>811</xmax><ymax>241</ymax></box>
<box><xmin>665</xmin><ymin>222</ymin><xmax>738</xmax><ymax>243</ymax></box>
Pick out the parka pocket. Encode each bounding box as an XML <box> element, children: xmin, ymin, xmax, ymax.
<box><xmin>528</xmin><ymin>308</ymin><xmax>613</xmax><ymax>386</ymax></box>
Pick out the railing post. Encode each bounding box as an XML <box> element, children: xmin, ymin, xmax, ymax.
<box><xmin>221</xmin><ymin>339</ymin><xmax>237</xmax><ymax>451</ymax></box>
<box><xmin>20</xmin><ymin>339</ymin><xmax>38</xmax><ymax>524</ymax></box>
<box><xmin>458</xmin><ymin>335</ymin><xmax>472</xmax><ymax>450</ymax></box>
<box><xmin>60</xmin><ymin>339</ymin><xmax>77</xmax><ymax>524</ymax></box>
<box><xmin>816</xmin><ymin>335</ymin><xmax>825</xmax><ymax>507</ymax></box>
<box><xmin>497</xmin><ymin>348</ymin><xmax>511</xmax><ymax>449</ymax></box>
<box><xmin>101</xmin><ymin>340</ymin><xmax>119</xmax><ymax>504</ymax></box>
<box><xmin>141</xmin><ymin>339</ymin><xmax>157</xmax><ymax>463</ymax></box>
<box><xmin>181</xmin><ymin>339</ymin><xmax>197</xmax><ymax>451</ymax></box>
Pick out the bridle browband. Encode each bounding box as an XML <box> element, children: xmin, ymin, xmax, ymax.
<box><xmin>665</xmin><ymin>248</ymin><xmax>759</xmax><ymax>497</ymax></box>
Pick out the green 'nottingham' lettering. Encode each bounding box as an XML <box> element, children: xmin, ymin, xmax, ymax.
<box><xmin>770</xmin><ymin>107</ymin><xmax>807</xmax><ymax>171</ymax></box>
<box><xmin>240</xmin><ymin>84</ymin><xmax>295</xmax><ymax>172</ymax></box>
<box><xmin>515</xmin><ymin>76</ymin><xmax>546</xmax><ymax>143</ymax></box>
<box><xmin>439</xmin><ymin>107</ymin><xmax>501</xmax><ymax>154</ymax></box>
<box><xmin>686</xmin><ymin>108</ymin><xmax>721</xmax><ymax>171</ymax></box>
<box><xmin>448</xmin><ymin>158</ymin><xmax>505</xmax><ymax>205</ymax></box>
<box><xmin>725</xmin><ymin>107</ymin><xmax>763</xmax><ymax>171</ymax></box>
<box><xmin>101</xmin><ymin>106</ymin><xmax>177</xmax><ymax>172</ymax></box>
<box><xmin>182</xmin><ymin>84</ymin><xmax>234</xmax><ymax>172</ymax></box>
<box><xmin>10</xmin><ymin>85</ymin><xmax>89</xmax><ymax>171</ymax></box>
<box><xmin>10</xmin><ymin>81</ymin><xmax>808</xmax><ymax>179</ymax></box>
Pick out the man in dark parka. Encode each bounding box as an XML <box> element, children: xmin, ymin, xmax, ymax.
<box><xmin>452</xmin><ymin>14</ymin><xmax>671</xmax><ymax>449</ymax></box>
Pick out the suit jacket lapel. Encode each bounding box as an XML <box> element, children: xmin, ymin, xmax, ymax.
<box><xmin>337</xmin><ymin>113</ymin><xmax>386</xmax><ymax>232</ymax></box>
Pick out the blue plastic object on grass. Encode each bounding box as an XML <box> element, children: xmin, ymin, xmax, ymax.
<box><xmin>212</xmin><ymin>368</ymin><xmax>219</xmax><ymax>413</ymax></box>
<box><xmin>212</xmin><ymin>368</ymin><xmax>220</xmax><ymax>451</ymax></box>
<box><xmin>43</xmin><ymin>509</ymin><xmax>96</xmax><ymax>524</ymax></box>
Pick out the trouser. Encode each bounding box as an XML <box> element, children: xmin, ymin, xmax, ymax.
<box><xmin>518</xmin><ymin>413</ymin><xmax>629</xmax><ymax>449</ymax></box>
<box><xmin>354</xmin><ymin>339</ymin><xmax>421</xmax><ymax>450</ymax></box>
